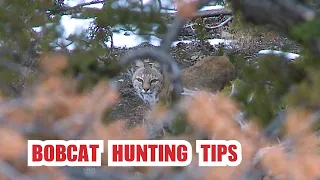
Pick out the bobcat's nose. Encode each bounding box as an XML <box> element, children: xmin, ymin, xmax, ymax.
<box><xmin>143</xmin><ymin>87</ymin><xmax>150</xmax><ymax>91</ymax></box>
<box><xmin>142</xmin><ymin>84</ymin><xmax>151</xmax><ymax>92</ymax></box>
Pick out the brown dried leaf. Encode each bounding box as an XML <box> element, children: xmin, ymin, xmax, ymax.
<box><xmin>146</xmin><ymin>104</ymin><xmax>168</xmax><ymax>124</ymax></box>
<box><xmin>175</xmin><ymin>0</ymin><xmax>198</xmax><ymax>18</ymax></box>
<box><xmin>124</xmin><ymin>125</ymin><xmax>147</xmax><ymax>140</ymax></box>
<box><xmin>0</xmin><ymin>128</ymin><xmax>27</xmax><ymax>161</ymax></box>
<box><xmin>284</xmin><ymin>108</ymin><xmax>312</xmax><ymax>136</ymax></box>
<box><xmin>186</xmin><ymin>92</ymin><xmax>241</xmax><ymax>139</ymax></box>
<box><xmin>260</xmin><ymin>146</ymin><xmax>291</xmax><ymax>178</ymax></box>
<box><xmin>205</xmin><ymin>166</ymin><xmax>241</xmax><ymax>180</ymax></box>
<box><xmin>295</xmin><ymin>133</ymin><xmax>319</xmax><ymax>154</ymax></box>
<box><xmin>84</xmin><ymin>81</ymin><xmax>119</xmax><ymax>118</ymax></box>
<box><xmin>38</xmin><ymin>52</ymin><xmax>68</xmax><ymax>74</ymax></box>
<box><xmin>242</xmin><ymin>120</ymin><xmax>262</xmax><ymax>139</ymax></box>
<box><xmin>84</xmin><ymin>120</ymin><xmax>127</xmax><ymax>164</ymax></box>
<box><xmin>3</xmin><ymin>108</ymin><xmax>34</xmax><ymax>123</ymax></box>
<box><xmin>0</xmin><ymin>174</ymin><xmax>7</xmax><ymax>180</ymax></box>
<box><xmin>27</xmin><ymin>166</ymin><xmax>67</xmax><ymax>180</ymax></box>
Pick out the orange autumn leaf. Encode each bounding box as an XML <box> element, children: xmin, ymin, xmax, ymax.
<box><xmin>175</xmin><ymin>0</ymin><xmax>198</xmax><ymax>18</ymax></box>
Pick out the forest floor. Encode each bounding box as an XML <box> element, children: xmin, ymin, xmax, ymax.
<box><xmin>106</xmin><ymin>15</ymin><xmax>300</xmax><ymax>126</ymax></box>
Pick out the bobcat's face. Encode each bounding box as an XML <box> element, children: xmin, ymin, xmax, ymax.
<box><xmin>132</xmin><ymin>61</ymin><xmax>163</xmax><ymax>107</ymax></box>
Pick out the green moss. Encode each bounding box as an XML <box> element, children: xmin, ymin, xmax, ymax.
<box><xmin>167</xmin><ymin>115</ymin><xmax>189</xmax><ymax>136</ymax></box>
<box><xmin>291</xmin><ymin>19</ymin><xmax>320</xmax><ymax>44</ymax></box>
<box><xmin>220</xmin><ymin>78</ymin><xmax>243</xmax><ymax>96</ymax></box>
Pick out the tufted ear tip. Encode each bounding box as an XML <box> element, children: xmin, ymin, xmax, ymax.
<box><xmin>135</xmin><ymin>60</ymin><xmax>144</xmax><ymax>68</ymax></box>
<box><xmin>152</xmin><ymin>61</ymin><xmax>161</xmax><ymax>69</ymax></box>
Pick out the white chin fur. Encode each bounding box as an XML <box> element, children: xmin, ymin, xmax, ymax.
<box><xmin>139</xmin><ymin>91</ymin><xmax>159</xmax><ymax>105</ymax></box>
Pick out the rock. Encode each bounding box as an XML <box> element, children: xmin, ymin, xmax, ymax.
<box><xmin>180</xmin><ymin>56</ymin><xmax>237</xmax><ymax>93</ymax></box>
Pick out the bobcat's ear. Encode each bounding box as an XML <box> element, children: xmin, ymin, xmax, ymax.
<box><xmin>135</xmin><ymin>60</ymin><xmax>144</xmax><ymax>68</ymax></box>
<box><xmin>152</xmin><ymin>61</ymin><xmax>161</xmax><ymax>70</ymax></box>
<box><xmin>152</xmin><ymin>61</ymin><xmax>163</xmax><ymax>73</ymax></box>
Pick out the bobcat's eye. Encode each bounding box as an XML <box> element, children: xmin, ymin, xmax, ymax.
<box><xmin>136</xmin><ymin>78</ymin><xmax>143</xmax><ymax>83</ymax></box>
<box><xmin>150</xmin><ymin>79</ymin><xmax>158</xmax><ymax>84</ymax></box>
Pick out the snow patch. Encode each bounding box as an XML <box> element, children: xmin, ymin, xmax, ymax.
<box><xmin>258</xmin><ymin>50</ymin><xmax>300</xmax><ymax>60</ymax></box>
<box><xmin>33</xmin><ymin>3</ymin><xmax>230</xmax><ymax>50</ymax></box>
<box><xmin>161</xmin><ymin>5</ymin><xmax>224</xmax><ymax>13</ymax></box>
<box><xmin>60</xmin><ymin>15</ymin><xmax>94</xmax><ymax>37</ymax></box>
<box><xmin>106</xmin><ymin>32</ymin><xmax>162</xmax><ymax>48</ymax></box>
<box><xmin>207</xmin><ymin>39</ymin><xmax>233</xmax><ymax>46</ymax></box>
<box><xmin>200</xmin><ymin>5</ymin><xmax>224</xmax><ymax>11</ymax></box>
<box><xmin>65</xmin><ymin>0</ymin><xmax>103</xmax><ymax>9</ymax></box>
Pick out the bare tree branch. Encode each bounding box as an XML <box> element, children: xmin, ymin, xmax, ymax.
<box><xmin>160</xmin><ymin>0</ymin><xmax>213</xmax><ymax>52</ymax></box>
<box><xmin>206</xmin><ymin>16</ymin><xmax>233</xmax><ymax>29</ymax></box>
<box><xmin>192</xmin><ymin>8</ymin><xmax>233</xmax><ymax>19</ymax></box>
<box><xmin>183</xmin><ymin>16</ymin><xmax>233</xmax><ymax>30</ymax></box>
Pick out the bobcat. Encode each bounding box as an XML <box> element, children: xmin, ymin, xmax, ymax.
<box><xmin>180</xmin><ymin>55</ymin><xmax>236</xmax><ymax>93</ymax></box>
<box><xmin>131</xmin><ymin>56</ymin><xmax>236</xmax><ymax>108</ymax></box>
<box><xmin>131</xmin><ymin>60</ymin><xmax>164</xmax><ymax>108</ymax></box>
